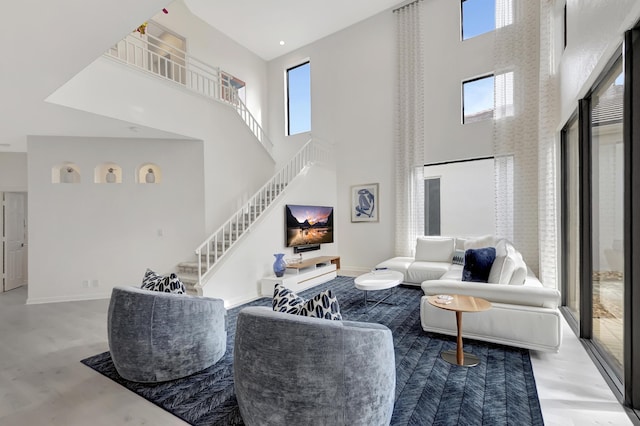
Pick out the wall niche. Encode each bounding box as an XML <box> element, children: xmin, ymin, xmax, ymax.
<box><xmin>52</xmin><ymin>163</ymin><xmax>81</xmax><ymax>184</ymax></box>
<box><xmin>137</xmin><ymin>163</ymin><xmax>161</xmax><ymax>184</ymax></box>
<box><xmin>95</xmin><ymin>163</ymin><xmax>123</xmax><ymax>184</ymax></box>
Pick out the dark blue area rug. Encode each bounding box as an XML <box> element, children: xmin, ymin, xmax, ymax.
<box><xmin>81</xmin><ymin>276</ymin><xmax>544</xmax><ymax>425</ymax></box>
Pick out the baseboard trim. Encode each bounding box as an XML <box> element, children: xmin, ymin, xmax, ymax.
<box><xmin>26</xmin><ymin>293</ymin><xmax>110</xmax><ymax>305</ymax></box>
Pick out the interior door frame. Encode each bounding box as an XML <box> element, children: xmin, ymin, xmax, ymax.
<box><xmin>2</xmin><ymin>191</ymin><xmax>28</xmax><ymax>292</ymax></box>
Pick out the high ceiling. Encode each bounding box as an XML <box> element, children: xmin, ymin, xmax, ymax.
<box><xmin>184</xmin><ymin>0</ymin><xmax>404</xmax><ymax>60</ymax></box>
<box><xmin>1</xmin><ymin>0</ymin><xmax>404</xmax><ymax>153</ymax></box>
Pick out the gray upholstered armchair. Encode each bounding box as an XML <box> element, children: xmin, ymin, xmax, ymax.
<box><xmin>107</xmin><ymin>286</ymin><xmax>227</xmax><ymax>383</ymax></box>
<box><xmin>234</xmin><ymin>307</ymin><xmax>396</xmax><ymax>426</ymax></box>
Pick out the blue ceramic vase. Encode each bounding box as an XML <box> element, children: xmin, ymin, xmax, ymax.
<box><xmin>273</xmin><ymin>253</ymin><xmax>286</xmax><ymax>277</ymax></box>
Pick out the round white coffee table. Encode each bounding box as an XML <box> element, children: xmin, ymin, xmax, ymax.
<box><xmin>354</xmin><ymin>270</ymin><xmax>404</xmax><ymax>310</ymax></box>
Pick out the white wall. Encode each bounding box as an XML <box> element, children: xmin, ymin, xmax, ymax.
<box><xmin>47</xmin><ymin>57</ymin><xmax>274</xmax><ymax>233</ymax></box>
<box><xmin>266</xmin><ymin>3</ymin><xmax>497</xmax><ymax>271</ymax></box>
<box><xmin>27</xmin><ymin>136</ymin><xmax>206</xmax><ymax>304</ymax></box>
<box><xmin>0</xmin><ymin>153</ymin><xmax>27</xmax><ymax>191</ymax></box>
<box><xmin>203</xmin><ymin>164</ymin><xmax>338</xmax><ymax>306</ymax></box>
<box><xmin>423</xmin><ymin>158</ymin><xmax>495</xmax><ymax>237</ymax></box>
<box><xmin>423</xmin><ymin>0</ymin><xmax>495</xmax><ymax>163</ymax></box>
<box><xmin>267</xmin><ymin>11</ymin><xmax>395</xmax><ymax>271</ymax></box>
<box><xmin>559</xmin><ymin>0</ymin><xmax>640</xmax><ymax>126</ymax></box>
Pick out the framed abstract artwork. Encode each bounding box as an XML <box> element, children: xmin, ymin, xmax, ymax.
<box><xmin>351</xmin><ymin>183</ymin><xmax>379</xmax><ymax>222</ymax></box>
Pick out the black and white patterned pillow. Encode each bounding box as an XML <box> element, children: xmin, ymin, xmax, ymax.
<box><xmin>140</xmin><ymin>268</ymin><xmax>186</xmax><ymax>294</ymax></box>
<box><xmin>272</xmin><ymin>284</ymin><xmax>305</xmax><ymax>314</ymax></box>
<box><xmin>272</xmin><ymin>284</ymin><xmax>341</xmax><ymax>320</ymax></box>
<box><xmin>452</xmin><ymin>249</ymin><xmax>465</xmax><ymax>266</ymax></box>
<box><xmin>299</xmin><ymin>289</ymin><xmax>342</xmax><ymax>321</ymax></box>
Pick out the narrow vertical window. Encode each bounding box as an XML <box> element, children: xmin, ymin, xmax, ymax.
<box><xmin>563</xmin><ymin>3</ymin><xmax>567</xmax><ymax>50</ymax></box>
<box><xmin>286</xmin><ymin>61</ymin><xmax>311</xmax><ymax>136</ymax></box>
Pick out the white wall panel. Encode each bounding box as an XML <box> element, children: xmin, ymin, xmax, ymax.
<box><xmin>267</xmin><ymin>11</ymin><xmax>395</xmax><ymax>271</ymax></box>
<box><xmin>26</xmin><ymin>136</ymin><xmax>205</xmax><ymax>303</ymax></box>
<box><xmin>423</xmin><ymin>158</ymin><xmax>495</xmax><ymax>238</ymax></box>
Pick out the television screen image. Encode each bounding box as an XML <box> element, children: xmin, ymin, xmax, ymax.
<box><xmin>285</xmin><ymin>205</ymin><xmax>334</xmax><ymax>247</ymax></box>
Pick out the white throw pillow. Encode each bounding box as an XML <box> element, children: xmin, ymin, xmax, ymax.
<box><xmin>464</xmin><ymin>235</ymin><xmax>496</xmax><ymax>250</ymax></box>
<box><xmin>487</xmin><ymin>239</ymin><xmax>508</xmax><ymax>284</ymax></box>
<box><xmin>414</xmin><ymin>237</ymin><xmax>455</xmax><ymax>262</ymax></box>
<box><xmin>454</xmin><ymin>237</ymin><xmax>467</xmax><ymax>251</ymax></box>
<box><xmin>499</xmin><ymin>254</ymin><xmax>518</xmax><ymax>284</ymax></box>
<box><xmin>508</xmin><ymin>251</ymin><xmax>527</xmax><ymax>285</ymax></box>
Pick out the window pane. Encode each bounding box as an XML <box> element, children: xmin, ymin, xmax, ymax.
<box><xmin>287</xmin><ymin>62</ymin><xmax>311</xmax><ymax>135</ymax></box>
<box><xmin>463</xmin><ymin>75</ymin><xmax>494</xmax><ymax>124</ymax></box>
<box><xmin>462</xmin><ymin>0</ymin><xmax>495</xmax><ymax>40</ymax></box>
<box><xmin>591</xmin><ymin>59</ymin><xmax>624</xmax><ymax>374</ymax></box>
<box><xmin>424</xmin><ymin>178</ymin><xmax>441</xmax><ymax>236</ymax></box>
<box><xmin>564</xmin><ymin>116</ymin><xmax>580</xmax><ymax>319</ymax></box>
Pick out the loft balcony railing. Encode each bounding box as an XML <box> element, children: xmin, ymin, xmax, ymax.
<box><xmin>105</xmin><ymin>31</ymin><xmax>273</xmax><ymax>155</ymax></box>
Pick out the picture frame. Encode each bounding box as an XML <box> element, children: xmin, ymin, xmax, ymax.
<box><xmin>351</xmin><ymin>183</ymin><xmax>379</xmax><ymax>222</ymax></box>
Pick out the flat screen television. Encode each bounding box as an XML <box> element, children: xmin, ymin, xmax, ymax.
<box><xmin>285</xmin><ymin>204</ymin><xmax>334</xmax><ymax>248</ymax></box>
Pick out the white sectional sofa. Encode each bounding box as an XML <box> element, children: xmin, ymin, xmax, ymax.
<box><xmin>375</xmin><ymin>236</ymin><xmax>562</xmax><ymax>352</ymax></box>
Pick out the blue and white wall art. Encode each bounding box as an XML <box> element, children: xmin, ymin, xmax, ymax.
<box><xmin>351</xmin><ymin>183</ymin><xmax>379</xmax><ymax>222</ymax></box>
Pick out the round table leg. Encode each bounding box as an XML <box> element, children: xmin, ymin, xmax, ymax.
<box><xmin>439</xmin><ymin>310</ymin><xmax>481</xmax><ymax>367</ymax></box>
<box><xmin>456</xmin><ymin>311</ymin><xmax>463</xmax><ymax>365</ymax></box>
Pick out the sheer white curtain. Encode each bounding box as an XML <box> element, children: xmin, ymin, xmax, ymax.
<box><xmin>493</xmin><ymin>0</ymin><xmax>541</xmax><ymax>274</ymax></box>
<box><xmin>538</xmin><ymin>0</ymin><xmax>559</xmax><ymax>288</ymax></box>
<box><xmin>394</xmin><ymin>0</ymin><xmax>425</xmax><ymax>257</ymax></box>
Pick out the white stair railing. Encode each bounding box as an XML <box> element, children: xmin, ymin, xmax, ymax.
<box><xmin>194</xmin><ymin>139</ymin><xmax>334</xmax><ymax>287</ymax></box>
<box><xmin>105</xmin><ymin>31</ymin><xmax>273</xmax><ymax>156</ymax></box>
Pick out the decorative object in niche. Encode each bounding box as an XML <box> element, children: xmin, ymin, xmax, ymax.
<box><xmin>138</xmin><ymin>163</ymin><xmax>161</xmax><ymax>184</ymax></box>
<box><xmin>52</xmin><ymin>163</ymin><xmax>81</xmax><ymax>184</ymax></box>
<box><xmin>95</xmin><ymin>163</ymin><xmax>121</xmax><ymax>184</ymax></box>
<box><xmin>106</xmin><ymin>168</ymin><xmax>116</xmax><ymax>183</ymax></box>
<box><xmin>145</xmin><ymin>168</ymin><xmax>155</xmax><ymax>183</ymax></box>
<box><xmin>63</xmin><ymin>167</ymin><xmax>74</xmax><ymax>183</ymax></box>
<box><xmin>62</xmin><ymin>167</ymin><xmax>81</xmax><ymax>184</ymax></box>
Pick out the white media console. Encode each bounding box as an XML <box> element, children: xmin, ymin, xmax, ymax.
<box><xmin>260</xmin><ymin>256</ymin><xmax>340</xmax><ymax>296</ymax></box>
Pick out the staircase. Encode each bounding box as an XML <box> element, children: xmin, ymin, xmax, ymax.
<box><xmin>176</xmin><ymin>139</ymin><xmax>334</xmax><ymax>294</ymax></box>
<box><xmin>104</xmin><ymin>27</ymin><xmax>334</xmax><ymax>295</ymax></box>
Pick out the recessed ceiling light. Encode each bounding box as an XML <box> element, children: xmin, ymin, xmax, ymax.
<box><xmin>279</xmin><ymin>40</ymin><xmax>285</xmax><ymax>46</ymax></box>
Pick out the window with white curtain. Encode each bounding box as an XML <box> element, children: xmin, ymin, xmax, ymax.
<box><xmin>463</xmin><ymin>75</ymin><xmax>494</xmax><ymax>123</ymax></box>
<box><xmin>494</xmin><ymin>71</ymin><xmax>514</xmax><ymax>118</ymax></box>
<box><xmin>461</xmin><ymin>0</ymin><xmax>495</xmax><ymax>40</ymax></box>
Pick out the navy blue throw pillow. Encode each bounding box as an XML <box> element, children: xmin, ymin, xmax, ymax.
<box><xmin>462</xmin><ymin>247</ymin><xmax>496</xmax><ymax>283</ymax></box>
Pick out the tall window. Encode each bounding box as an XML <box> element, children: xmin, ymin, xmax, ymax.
<box><xmin>561</xmin><ymin>52</ymin><xmax>625</xmax><ymax>395</ymax></box>
<box><xmin>461</xmin><ymin>0</ymin><xmax>495</xmax><ymax>40</ymax></box>
<box><xmin>561</xmin><ymin>114</ymin><xmax>580</xmax><ymax>320</ymax></box>
<box><xmin>463</xmin><ymin>75</ymin><xmax>494</xmax><ymax>124</ymax></box>
<box><xmin>286</xmin><ymin>61</ymin><xmax>311</xmax><ymax>136</ymax></box>
<box><xmin>590</xmin><ymin>59</ymin><xmax>624</xmax><ymax>373</ymax></box>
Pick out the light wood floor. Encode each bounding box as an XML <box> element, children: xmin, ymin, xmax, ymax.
<box><xmin>0</xmin><ymin>285</ymin><xmax>633</xmax><ymax>426</ymax></box>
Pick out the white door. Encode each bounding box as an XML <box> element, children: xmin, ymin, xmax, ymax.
<box><xmin>4</xmin><ymin>192</ymin><xmax>27</xmax><ymax>291</ymax></box>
